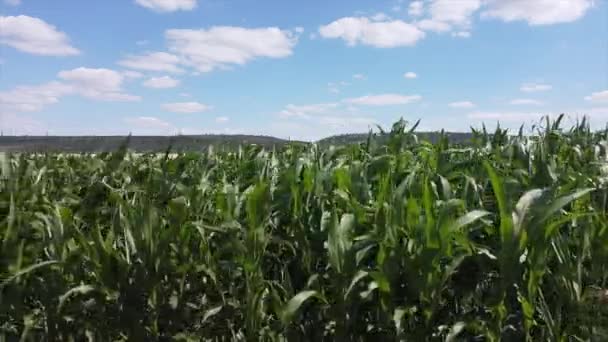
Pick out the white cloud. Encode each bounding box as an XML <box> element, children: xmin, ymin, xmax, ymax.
<box><xmin>0</xmin><ymin>15</ymin><xmax>80</xmax><ymax>56</ymax></box>
<box><xmin>4</xmin><ymin>0</ymin><xmax>21</xmax><ymax>6</ymax></box>
<box><xmin>134</xmin><ymin>0</ymin><xmax>197</xmax><ymax>12</ymax></box>
<box><xmin>143</xmin><ymin>76</ymin><xmax>180</xmax><ymax>88</ymax></box>
<box><xmin>215</xmin><ymin>116</ymin><xmax>229</xmax><ymax>123</ymax></box>
<box><xmin>118</xmin><ymin>52</ymin><xmax>184</xmax><ymax>73</ymax></box>
<box><xmin>162</xmin><ymin>101</ymin><xmax>210</xmax><ymax>113</ymax></box>
<box><xmin>428</xmin><ymin>0</ymin><xmax>481</xmax><ymax>26</ymax></box>
<box><xmin>353</xmin><ymin>74</ymin><xmax>366</xmax><ymax>80</ymax></box>
<box><xmin>279</xmin><ymin>103</ymin><xmax>339</xmax><ymax>119</ymax></box>
<box><xmin>371</xmin><ymin>13</ymin><xmax>391</xmax><ymax>21</ymax></box>
<box><xmin>452</xmin><ymin>31</ymin><xmax>471</xmax><ymax>38</ymax></box>
<box><xmin>404</xmin><ymin>0</ymin><xmax>592</xmax><ymax>38</ymax></box>
<box><xmin>319</xmin><ymin>17</ymin><xmax>425</xmax><ymax>48</ymax></box>
<box><xmin>0</xmin><ymin>81</ymin><xmax>72</xmax><ymax>114</ymax></box>
<box><xmin>165</xmin><ymin>26</ymin><xmax>299</xmax><ymax>72</ymax></box>
<box><xmin>344</xmin><ymin>94</ymin><xmax>422</xmax><ymax>106</ymax></box>
<box><xmin>585</xmin><ymin>90</ymin><xmax>608</xmax><ymax>103</ymax></box>
<box><xmin>520</xmin><ymin>83</ymin><xmax>552</xmax><ymax>92</ymax></box>
<box><xmin>0</xmin><ymin>67</ymin><xmax>140</xmax><ymax>115</ymax></box>
<box><xmin>449</xmin><ymin>101</ymin><xmax>476</xmax><ymax>108</ymax></box>
<box><xmin>409</xmin><ymin>1</ymin><xmax>424</xmax><ymax>17</ymax></box>
<box><xmin>58</xmin><ymin>67</ymin><xmax>141</xmax><ymax>101</ymax></box>
<box><xmin>510</xmin><ymin>98</ymin><xmax>544</xmax><ymax>106</ymax></box>
<box><xmin>404</xmin><ymin>71</ymin><xmax>417</xmax><ymax>79</ymax></box>
<box><xmin>415</xmin><ymin>19</ymin><xmax>452</xmax><ymax>32</ymax></box>
<box><xmin>122</xmin><ymin>70</ymin><xmax>144</xmax><ymax>79</ymax></box>
<box><xmin>482</xmin><ymin>0</ymin><xmax>593</xmax><ymax>26</ymax></box>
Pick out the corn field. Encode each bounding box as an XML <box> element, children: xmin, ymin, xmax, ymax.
<box><xmin>2</xmin><ymin>116</ymin><xmax>608</xmax><ymax>341</ymax></box>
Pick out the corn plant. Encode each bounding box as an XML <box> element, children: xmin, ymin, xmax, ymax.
<box><xmin>1</xmin><ymin>116</ymin><xmax>608</xmax><ymax>341</ymax></box>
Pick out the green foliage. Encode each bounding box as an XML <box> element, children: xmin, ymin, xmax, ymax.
<box><xmin>1</xmin><ymin>117</ymin><xmax>608</xmax><ymax>341</ymax></box>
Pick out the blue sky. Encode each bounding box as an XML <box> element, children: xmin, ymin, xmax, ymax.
<box><xmin>1</xmin><ymin>0</ymin><xmax>607</xmax><ymax>140</ymax></box>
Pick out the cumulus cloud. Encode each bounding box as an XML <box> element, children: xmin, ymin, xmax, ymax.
<box><xmin>429</xmin><ymin>0</ymin><xmax>481</xmax><ymax>26</ymax></box>
<box><xmin>371</xmin><ymin>13</ymin><xmax>391</xmax><ymax>21</ymax></box>
<box><xmin>165</xmin><ymin>26</ymin><xmax>299</xmax><ymax>72</ymax></box>
<box><xmin>415</xmin><ymin>19</ymin><xmax>451</xmax><ymax>32</ymax></box>
<box><xmin>409</xmin><ymin>1</ymin><xmax>424</xmax><ymax>17</ymax></box>
<box><xmin>279</xmin><ymin>103</ymin><xmax>339</xmax><ymax>119</ymax></box>
<box><xmin>449</xmin><ymin>101</ymin><xmax>476</xmax><ymax>108</ymax></box>
<box><xmin>122</xmin><ymin>70</ymin><xmax>144</xmax><ymax>79</ymax></box>
<box><xmin>404</xmin><ymin>72</ymin><xmax>417</xmax><ymax>79</ymax></box>
<box><xmin>0</xmin><ymin>15</ymin><xmax>80</xmax><ymax>56</ymax></box>
<box><xmin>0</xmin><ymin>82</ymin><xmax>72</xmax><ymax>114</ymax></box>
<box><xmin>481</xmin><ymin>0</ymin><xmax>593</xmax><ymax>26</ymax></box>
<box><xmin>319</xmin><ymin>17</ymin><xmax>425</xmax><ymax>48</ymax></box>
<box><xmin>344</xmin><ymin>94</ymin><xmax>422</xmax><ymax>106</ymax></box>
<box><xmin>510</xmin><ymin>98</ymin><xmax>544</xmax><ymax>106</ymax></box>
<box><xmin>134</xmin><ymin>0</ymin><xmax>197</xmax><ymax>12</ymax></box>
<box><xmin>118</xmin><ymin>52</ymin><xmax>184</xmax><ymax>73</ymax></box>
<box><xmin>407</xmin><ymin>0</ymin><xmax>593</xmax><ymax>38</ymax></box>
<box><xmin>585</xmin><ymin>90</ymin><xmax>608</xmax><ymax>103</ymax></box>
<box><xmin>520</xmin><ymin>83</ymin><xmax>552</xmax><ymax>92</ymax></box>
<box><xmin>143</xmin><ymin>76</ymin><xmax>180</xmax><ymax>88</ymax></box>
<box><xmin>58</xmin><ymin>67</ymin><xmax>141</xmax><ymax>101</ymax></box>
<box><xmin>162</xmin><ymin>101</ymin><xmax>210</xmax><ymax>113</ymax></box>
<box><xmin>0</xmin><ymin>67</ymin><xmax>140</xmax><ymax>115</ymax></box>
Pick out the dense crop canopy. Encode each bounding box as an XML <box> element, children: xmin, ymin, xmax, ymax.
<box><xmin>1</xmin><ymin>116</ymin><xmax>608</xmax><ymax>340</ymax></box>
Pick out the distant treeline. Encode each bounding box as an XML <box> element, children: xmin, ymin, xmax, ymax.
<box><xmin>0</xmin><ymin>135</ymin><xmax>293</xmax><ymax>152</ymax></box>
<box><xmin>316</xmin><ymin>132</ymin><xmax>475</xmax><ymax>146</ymax></box>
<box><xmin>0</xmin><ymin>132</ymin><xmax>475</xmax><ymax>152</ymax></box>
